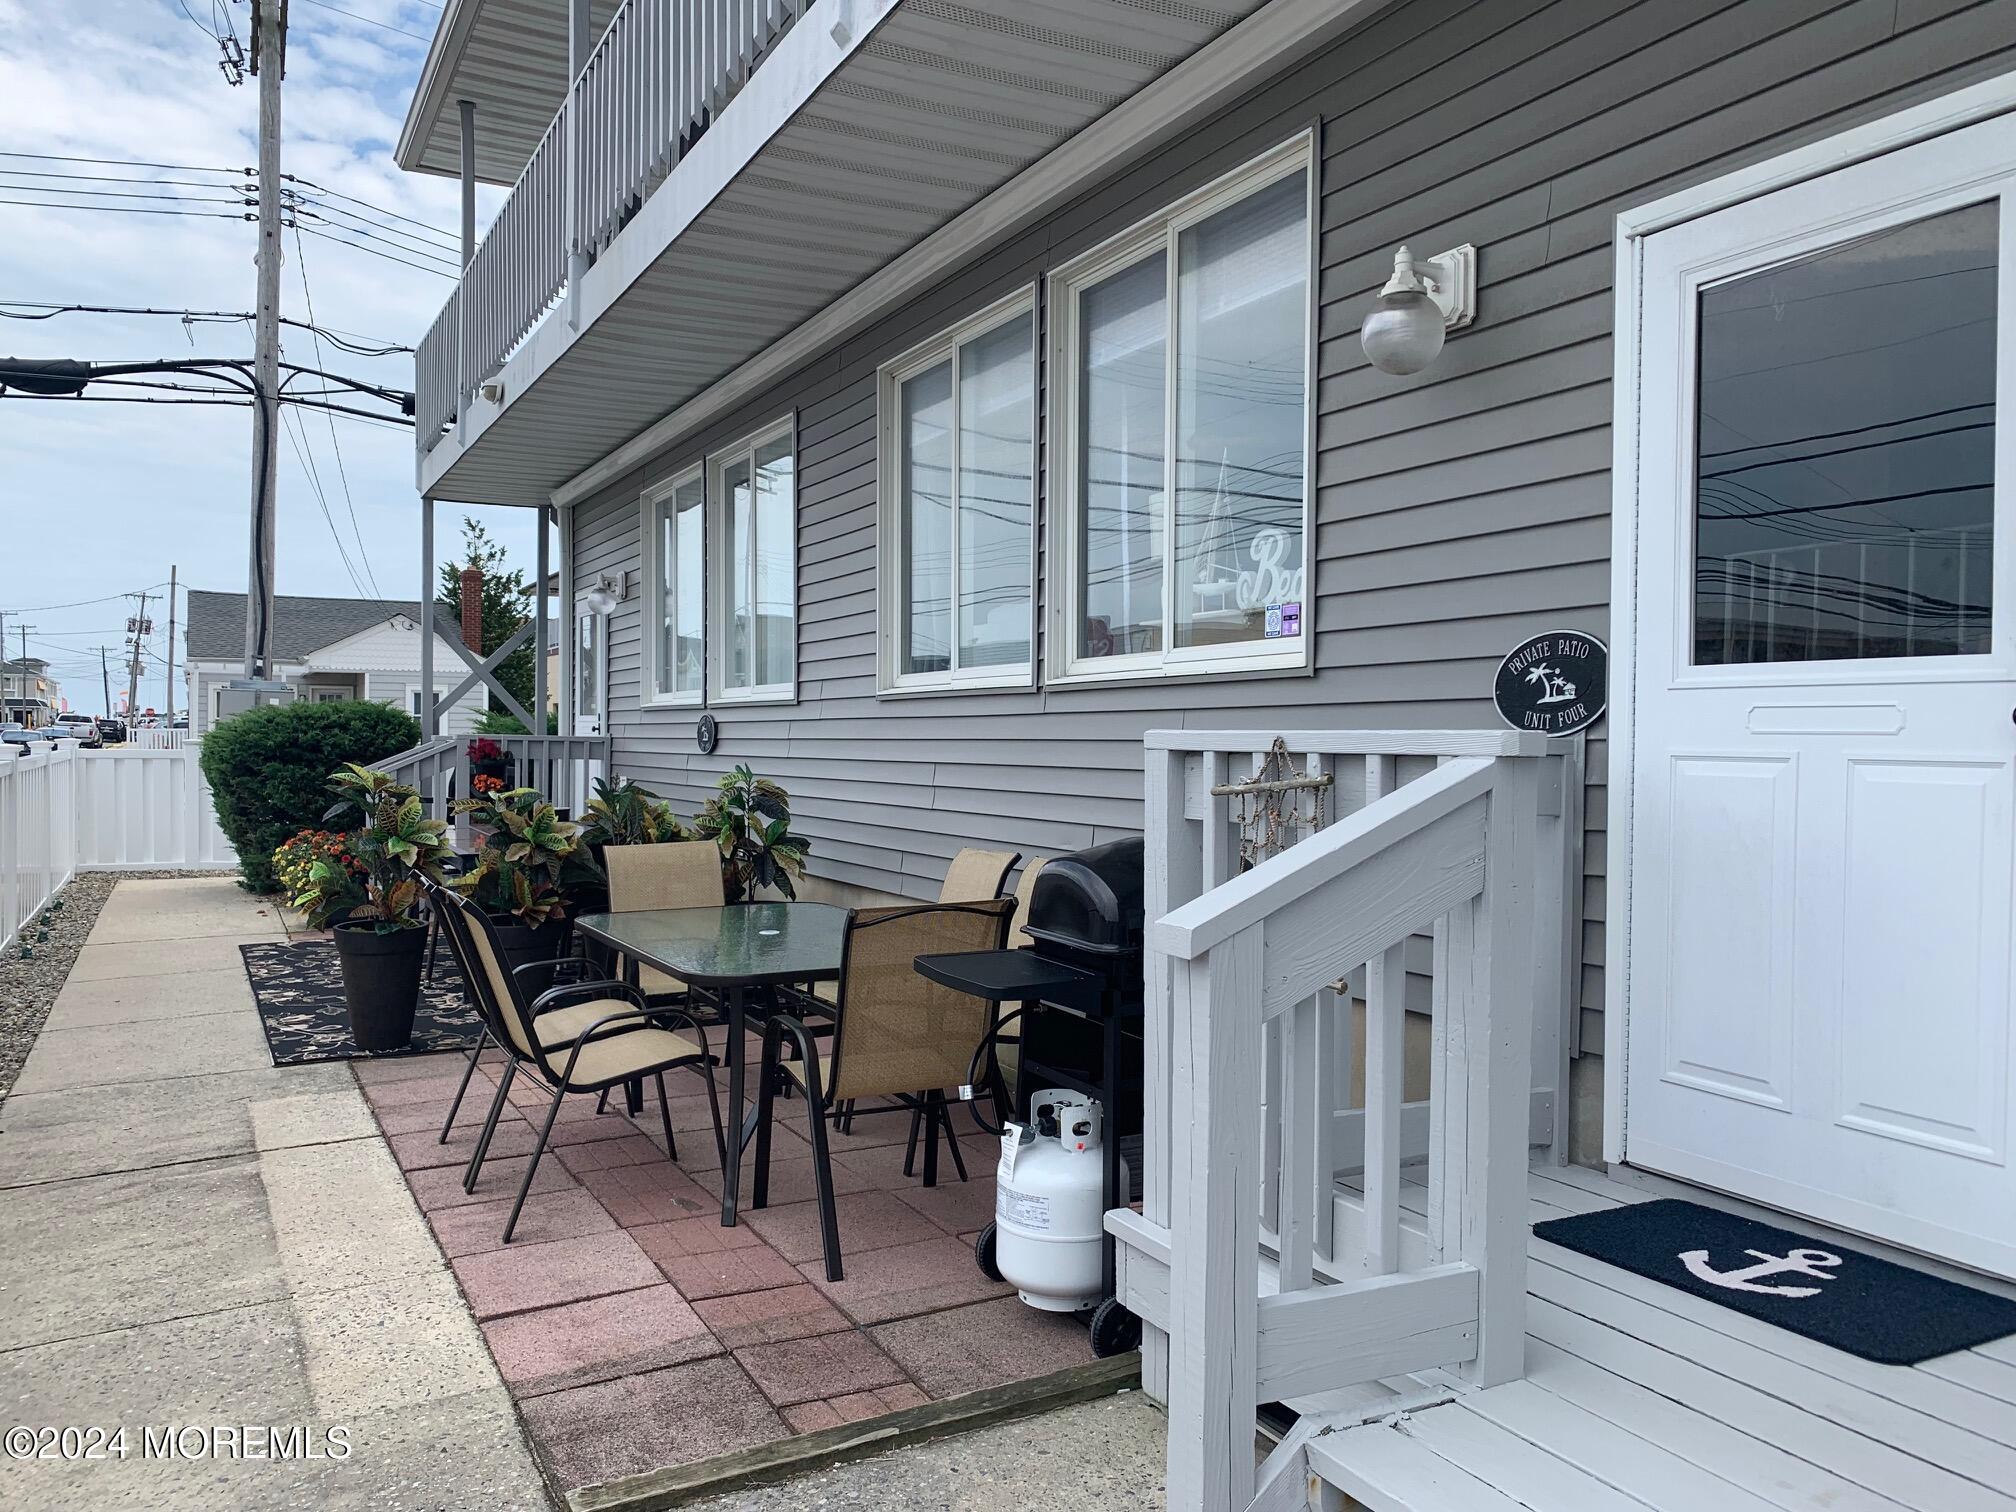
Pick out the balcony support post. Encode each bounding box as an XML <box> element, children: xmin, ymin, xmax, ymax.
<box><xmin>419</xmin><ymin>494</ymin><xmax>436</xmax><ymax>742</ymax></box>
<box><xmin>457</xmin><ymin>99</ymin><xmax>476</xmax><ymax>267</ymax></box>
<box><xmin>534</xmin><ymin>504</ymin><xmax>551</xmax><ymax>731</ymax></box>
<box><xmin>565</xmin><ymin>0</ymin><xmax>591</xmax><ymax>330</ymax></box>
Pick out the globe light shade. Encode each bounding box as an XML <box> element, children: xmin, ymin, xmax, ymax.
<box><xmin>1360</xmin><ymin>290</ymin><xmax>1446</xmax><ymax>376</ymax></box>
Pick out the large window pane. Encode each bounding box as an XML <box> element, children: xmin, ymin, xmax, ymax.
<box><xmin>959</xmin><ymin>313</ymin><xmax>1034</xmax><ymax>669</ymax></box>
<box><xmin>1694</xmin><ymin>201</ymin><xmax>1997</xmax><ymax>663</ymax></box>
<box><xmin>754</xmin><ymin>434</ymin><xmax>795</xmax><ymax>689</ymax></box>
<box><xmin>654</xmin><ymin>475</ymin><xmax>703</xmax><ymax>696</ymax></box>
<box><xmin>1173</xmin><ymin>173</ymin><xmax>1307</xmax><ymax>649</ymax></box>
<box><xmin>903</xmin><ymin>360</ymin><xmax>954</xmax><ymax>675</ymax></box>
<box><xmin>1080</xmin><ymin>254</ymin><xmax>1167</xmax><ymax>658</ymax></box>
<box><xmin>724</xmin><ymin>456</ymin><xmax>753</xmax><ymax>688</ymax></box>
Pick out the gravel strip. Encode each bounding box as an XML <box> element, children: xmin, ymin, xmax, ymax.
<box><xmin>0</xmin><ymin>869</ymin><xmax>235</xmax><ymax>1108</ymax></box>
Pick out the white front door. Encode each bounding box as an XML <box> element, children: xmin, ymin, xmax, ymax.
<box><xmin>1623</xmin><ymin>116</ymin><xmax>2016</xmax><ymax>1276</ymax></box>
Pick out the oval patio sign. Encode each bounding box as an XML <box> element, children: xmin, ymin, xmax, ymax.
<box><xmin>1494</xmin><ymin>630</ymin><xmax>1607</xmax><ymax>736</ymax></box>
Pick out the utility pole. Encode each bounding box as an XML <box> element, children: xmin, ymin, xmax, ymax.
<box><xmin>125</xmin><ymin>591</ymin><xmax>153</xmax><ymax>725</ymax></box>
<box><xmin>244</xmin><ymin>0</ymin><xmax>286</xmax><ymax>680</ymax></box>
<box><xmin>99</xmin><ymin>646</ymin><xmax>114</xmax><ymax>720</ymax></box>
<box><xmin>14</xmin><ymin>625</ymin><xmax>35</xmax><ymax>725</ymax></box>
<box><xmin>164</xmin><ymin>565</ymin><xmax>178</xmax><ymax>725</ymax></box>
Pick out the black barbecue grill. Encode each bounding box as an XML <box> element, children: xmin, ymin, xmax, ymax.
<box><xmin>913</xmin><ymin>835</ymin><xmax>1146</xmax><ymax>1355</ymax></box>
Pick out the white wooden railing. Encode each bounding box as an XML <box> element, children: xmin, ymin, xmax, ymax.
<box><xmin>1</xmin><ymin>741</ymin><xmax>239</xmax><ymax>948</ymax></box>
<box><xmin>377</xmin><ymin>733</ymin><xmax>612</xmax><ymax>820</ymax></box>
<box><xmin>1106</xmin><ymin>729</ymin><xmax>1579</xmax><ymax>1512</ymax></box>
<box><xmin>417</xmin><ymin>0</ymin><xmax>814</xmax><ymax>456</ymax></box>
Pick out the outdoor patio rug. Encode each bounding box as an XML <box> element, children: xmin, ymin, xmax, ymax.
<box><xmin>241</xmin><ymin>939</ymin><xmax>481</xmax><ymax>1065</ymax></box>
<box><xmin>1533</xmin><ymin>1197</ymin><xmax>2016</xmax><ymax>1365</ymax></box>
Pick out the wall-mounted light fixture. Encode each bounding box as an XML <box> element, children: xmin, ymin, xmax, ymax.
<box><xmin>479</xmin><ymin>379</ymin><xmax>505</xmax><ymax>404</ymax></box>
<box><xmin>1360</xmin><ymin>243</ymin><xmax>1476</xmax><ymax>376</ymax></box>
<box><xmin>580</xmin><ymin>570</ymin><xmax>630</xmax><ymax>616</ymax></box>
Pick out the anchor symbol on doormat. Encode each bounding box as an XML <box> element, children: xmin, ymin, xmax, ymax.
<box><xmin>1678</xmin><ymin>1245</ymin><xmax>1844</xmax><ymax>1298</ymax></box>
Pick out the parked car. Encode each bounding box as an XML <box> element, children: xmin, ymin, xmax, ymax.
<box><xmin>0</xmin><ymin>724</ymin><xmax>57</xmax><ymax>753</ymax></box>
<box><xmin>52</xmin><ymin>713</ymin><xmax>102</xmax><ymax>747</ymax></box>
<box><xmin>96</xmin><ymin>717</ymin><xmax>126</xmax><ymax>744</ymax></box>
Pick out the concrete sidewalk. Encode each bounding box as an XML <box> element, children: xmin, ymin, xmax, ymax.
<box><xmin>0</xmin><ymin>878</ymin><xmax>550</xmax><ymax>1511</ymax></box>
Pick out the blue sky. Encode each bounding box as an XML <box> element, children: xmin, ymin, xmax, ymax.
<box><xmin>0</xmin><ymin>0</ymin><xmax>529</xmax><ymax>716</ymax></box>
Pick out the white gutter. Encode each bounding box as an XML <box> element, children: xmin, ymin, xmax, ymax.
<box><xmin>395</xmin><ymin>0</ymin><xmax>482</xmax><ymax>176</ymax></box>
<box><xmin>547</xmin><ymin>0</ymin><xmax>1399</xmax><ymax>509</ymax></box>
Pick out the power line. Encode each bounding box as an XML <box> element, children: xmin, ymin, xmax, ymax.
<box><xmin>0</xmin><ymin>168</ymin><xmax>250</xmax><ymax>189</ymax></box>
<box><xmin>287</xmin><ymin>220</ymin><xmax>456</xmax><ymax>278</ymax></box>
<box><xmin>281</xmin><ymin>173</ymin><xmax>456</xmax><ymax>240</ymax></box>
<box><xmin>285</xmin><ymin>202</ymin><xmax>458</xmax><ymax>264</ymax></box>
<box><xmin>0</xmin><ymin>302</ymin><xmax>413</xmax><ymax>353</ymax></box>
<box><xmin>292</xmin><ymin>0</ymin><xmax>431</xmax><ymax>41</ymax></box>
<box><xmin>0</xmin><ymin>151</ymin><xmax>250</xmax><ymax>175</ymax></box>
<box><xmin>0</xmin><ymin>197</ymin><xmax>253</xmax><ymax>221</ymax></box>
<box><xmin>290</xmin><ymin>224</ymin><xmax>380</xmax><ymax>594</ymax></box>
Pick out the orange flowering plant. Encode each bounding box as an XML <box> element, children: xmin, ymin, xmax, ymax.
<box><xmin>272</xmin><ymin>828</ymin><xmax>366</xmax><ymax>906</ymax></box>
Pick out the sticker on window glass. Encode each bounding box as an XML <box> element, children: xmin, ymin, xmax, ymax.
<box><xmin>1264</xmin><ymin>602</ymin><xmax>1302</xmax><ymax>639</ymax></box>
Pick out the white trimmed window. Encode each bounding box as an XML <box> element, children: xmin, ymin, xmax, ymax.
<box><xmin>641</xmin><ymin>465</ymin><xmax>706</xmax><ymax>705</ymax></box>
<box><xmin>708</xmin><ymin>418</ymin><xmax>797</xmax><ymax>703</ymax></box>
<box><xmin>878</xmin><ymin>290</ymin><xmax>1038</xmax><ymax>692</ymax></box>
<box><xmin>1048</xmin><ymin>137</ymin><xmax>1314</xmax><ymax>683</ymax></box>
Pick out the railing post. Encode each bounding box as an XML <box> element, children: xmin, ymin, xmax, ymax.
<box><xmin>1165</xmin><ymin>923</ymin><xmax>1263</xmax><ymax>1512</ymax></box>
<box><xmin>1139</xmin><ymin>743</ymin><xmax>1194</xmax><ymax>1405</ymax></box>
<box><xmin>565</xmin><ymin>0</ymin><xmax>592</xmax><ymax>330</ymax></box>
<box><xmin>1445</xmin><ymin>755</ymin><xmax>1540</xmax><ymax>1389</ymax></box>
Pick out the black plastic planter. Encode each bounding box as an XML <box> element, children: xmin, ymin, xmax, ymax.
<box><xmin>332</xmin><ymin>921</ymin><xmax>427</xmax><ymax>1051</ymax></box>
<box><xmin>489</xmin><ymin>915</ymin><xmax>571</xmax><ymax>977</ymax></box>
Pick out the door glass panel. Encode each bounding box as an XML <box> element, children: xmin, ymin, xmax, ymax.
<box><xmin>1694</xmin><ymin>200</ymin><xmax>1997</xmax><ymax>664</ymax></box>
<box><xmin>723</xmin><ymin>456</ymin><xmax>752</xmax><ymax>687</ymax></box>
<box><xmin>753</xmin><ymin>434</ymin><xmax>795</xmax><ymax>689</ymax></box>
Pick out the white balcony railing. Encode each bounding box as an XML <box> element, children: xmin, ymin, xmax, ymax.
<box><xmin>1109</xmin><ymin>729</ymin><xmax>1577</xmax><ymax>1511</ymax></box>
<box><xmin>417</xmin><ymin>0</ymin><xmax>815</xmax><ymax>456</ymax></box>
<box><xmin>376</xmin><ymin>734</ymin><xmax>611</xmax><ymax>821</ymax></box>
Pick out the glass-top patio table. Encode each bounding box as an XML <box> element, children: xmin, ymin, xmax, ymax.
<box><xmin>573</xmin><ymin>902</ymin><xmax>848</xmax><ymax>1227</ymax></box>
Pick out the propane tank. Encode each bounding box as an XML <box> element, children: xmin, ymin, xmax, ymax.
<box><xmin>993</xmin><ymin>1090</ymin><xmax>1107</xmax><ymax>1312</ymax></box>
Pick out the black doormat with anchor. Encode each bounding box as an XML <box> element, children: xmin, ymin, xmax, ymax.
<box><xmin>241</xmin><ymin>940</ymin><xmax>482</xmax><ymax>1066</ymax></box>
<box><xmin>1533</xmin><ymin>1198</ymin><xmax>2016</xmax><ymax>1365</ymax></box>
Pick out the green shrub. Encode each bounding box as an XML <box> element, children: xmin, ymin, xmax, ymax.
<box><xmin>201</xmin><ymin>700</ymin><xmax>420</xmax><ymax>892</ymax></box>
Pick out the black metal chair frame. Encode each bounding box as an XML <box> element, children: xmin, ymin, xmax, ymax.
<box><xmin>753</xmin><ymin>899</ymin><xmax>1011</xmax><ymax>1282</ymax></box>
<box><xmin>429</xmin><ymin>883</ymin><xmax>727</xmax><ymax>1242</ymax></box>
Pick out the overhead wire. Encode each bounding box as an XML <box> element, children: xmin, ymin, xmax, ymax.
<box><xmin>290</xmin><ymin>223</ymin><xmax>381</xmax><ymax>594</ymax></box>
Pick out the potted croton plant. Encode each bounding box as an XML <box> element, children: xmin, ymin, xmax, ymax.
<box><xmin>296</xmin><ymin>764</ymin><xmax>454</xmax><ymax>1052</ymax></box>
<box><xmin>452</xmin><ymin>785</ymin><xmax>600</xmax><ymax>971</ymax></box>
<box><xmin>692</xmin><ymin>764</ymin><xmax>810</xmax><ymax>902</ymax></box>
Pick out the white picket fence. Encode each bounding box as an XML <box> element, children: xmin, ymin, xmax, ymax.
<box><xmin>0</xmin><ymin>740</ymin><xmax>237</xmax><ymax>950</ymax></box>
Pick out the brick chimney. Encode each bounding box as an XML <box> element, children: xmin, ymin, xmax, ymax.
<box><xmin>460</xmin><ymin>564</ymin><xmax>483</xmax><ymax>652</ymax></box>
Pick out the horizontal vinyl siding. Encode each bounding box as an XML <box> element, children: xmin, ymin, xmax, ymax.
<box><xmin>571</xmin><ymin>0</ymin><xmax>2016</xmax><ymax>1034</ymax></box>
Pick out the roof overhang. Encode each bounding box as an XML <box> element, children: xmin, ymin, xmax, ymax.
<box><xmin>397</xmin><ymin>0</ymin><xmax>622</xmax><ymax>184</ymax></box>
<box><xmin>418</xmin><ymin>0</ymin><xmax>1397</xmax><ymax>508</ymax></box>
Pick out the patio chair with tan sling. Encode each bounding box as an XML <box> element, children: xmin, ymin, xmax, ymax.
<box><xmin>429</xmin><ymin>882</ymin><xmax>726</xmax><ymax>1243</ymax></box>
<box><xmin>752</xmin><ymin>897</ymin><xmax>1014</xmax><ymax>1281</ymax></box>
<box><xmin>602</xmin><ymin>841</ymin><xmax>725</xmax><ymax>1008</ymax></box>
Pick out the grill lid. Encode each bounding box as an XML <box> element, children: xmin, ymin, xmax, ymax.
<box><xmin>1025</xmin><ymin>836</ymin><xmax>1145</xmax><ymax>957</ymax></box>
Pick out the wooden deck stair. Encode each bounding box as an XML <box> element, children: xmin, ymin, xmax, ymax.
<box><xmin>1291</xmin><ymin>1162</ymin><xmax>2016</xmax><ymax>1512</ymax></box>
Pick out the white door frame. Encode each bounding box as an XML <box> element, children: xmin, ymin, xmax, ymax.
<box><xmin>1606</xmin><ymin>71</ymin><xmax>2016</xmax><ymax>1165</ymax></box>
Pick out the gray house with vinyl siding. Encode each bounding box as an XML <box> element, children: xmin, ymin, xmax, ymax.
<box><xmin>404</xmin><ymin>0</ymin><xmax>2016</xmax><ymax>1243</ymax></box>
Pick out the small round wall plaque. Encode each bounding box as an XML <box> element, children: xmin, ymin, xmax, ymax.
<box><xmin>696</xmin><ymin>714</ymin><xmax>719</xmax><ymax>754</ymax></box>
<box><xmin>1494</xmin><ymin>631</ymin><xmax>1607</xmax><ymax>736</ymax></box>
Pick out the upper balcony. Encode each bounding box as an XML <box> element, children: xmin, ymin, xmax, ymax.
<box><xmin>407</xmin><ymin>0</ymin><xmax>1374</xmax><ymax>509</ymax></box>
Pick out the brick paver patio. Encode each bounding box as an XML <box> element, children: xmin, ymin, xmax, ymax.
<box><xmin>354</xmin><ymin>1043</ymin><xmax>1095</xmax><ymax>1493</ymax></box>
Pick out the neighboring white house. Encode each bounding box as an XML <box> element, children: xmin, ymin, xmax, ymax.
<box><xmin>1</xmin><ymin>656</ymin><xmax>60</xmax><ymax>726</ymax></box>
<box><xmin>182</xmin><ymin>590</ymin><xmax>487</xmax><ymax>736</ymax></box>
